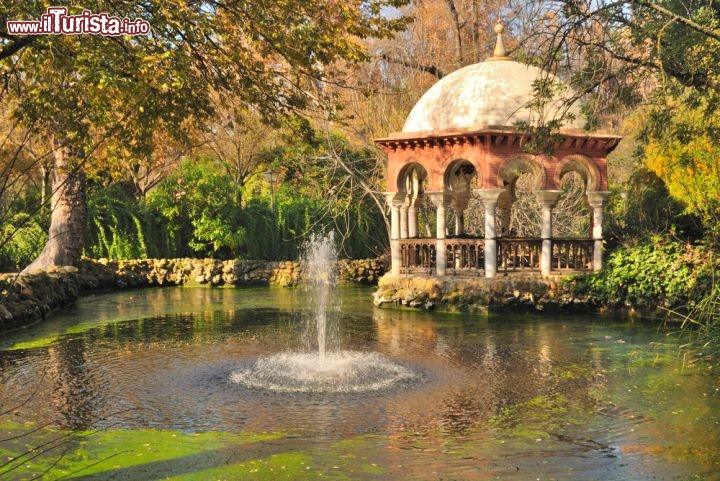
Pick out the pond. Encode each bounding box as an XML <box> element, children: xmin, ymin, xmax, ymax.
<box><xmin>0</xmin><ymin>286</ymin><xmax>718</xmax><ymax>480</ymax></box>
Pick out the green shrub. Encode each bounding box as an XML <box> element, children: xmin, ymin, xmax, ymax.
<box><xmin>146</xmin><ymin>157</ymin><xmax>244</xmax><ymax>258</ymax></box>
<box><xmin>85</xmin><ymin>186</ymin><xmax>149</xmax><ymax>260</ymax></box>
<box><xmin>575</xmin><ymin>238</ymin><xmax>713</xmax><ymax>309</ymax></box>
<box><xmin>0</xmin><ymin>213</ymin><xmax>47</xmax><ymax>271</ymax></box>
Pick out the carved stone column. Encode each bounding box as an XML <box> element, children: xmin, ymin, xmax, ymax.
<box><xmin>587</xmin><ymin>191</ymin><xmax>611</xmax><ymax>272</ymax></box>
<box><xmin>477</xmin><ymin>189</ymin><xmax>505</xmax><ymax>278</ymax></box>
<box><xmin>497</xmin><ymin>189</ymin><xmax>514</xmax><ymax>237</ymax></box>
<box><xmin>452</xmin><ymin>193</ymin><xmax>470</xmax><ymax>237</ymax></box>
<box><xmin>408</xmin><ymin>200</ymin><xmax>418</xmax><ymax>239</ymax></box>
<box><xmin>535</xmin><ymin>190</ymin><xmax>562</xmax><ymax>276</ymax></box>
<box><xmin>400</xmin><ymin>202</ymin><xmax>409</xmax><ymax>239</ymax></box>
<box><xmin>385</xmin><ymin>192</ymin><xmax>406</xmax><ymax>276</ymax></box>
<box><xmin>406</xmin><ymin>170</ymin><xmax>422</xmax><ymax>239</ymax></box>
<box><xmin>429</xmin><ymin>192</ymin><xmax>451</xmax><ymax>276</ymax></box>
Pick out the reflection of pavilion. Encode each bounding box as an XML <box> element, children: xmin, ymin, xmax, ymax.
<box><xmin>376</xmin><ymin>23</ymin><xmax>621</xmax><ymax>279</ymax></box>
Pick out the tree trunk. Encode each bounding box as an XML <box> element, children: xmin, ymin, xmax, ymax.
<box><xmin>444</xmin><ymin>0</ymin><xmax>464</xmax><ymax>66</ymax></box>
<box><xmin>23</xmin><ymin>142</ymin><xmax>86</xmax><ymax>272</ymax></box>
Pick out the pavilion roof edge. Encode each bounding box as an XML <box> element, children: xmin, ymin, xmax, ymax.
<box><xmin>374</xmin><ymin>126</ymin><xmax>622</xmax><ymax>144</ymax></box>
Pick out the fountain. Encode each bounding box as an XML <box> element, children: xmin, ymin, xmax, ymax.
<box><xmin>230</xmin><ymin>232</ymin><xmax>416</xmax><ymax>393</ymax></box>
<box><xmin>2</xmin><ymin>251</ymin><xmax>718</xmax><ymax>480</ymax></box>
<box><xmin>301</xmin><ymin>231</ymin><xmax>336</xmax><ymax>359</ymax></box>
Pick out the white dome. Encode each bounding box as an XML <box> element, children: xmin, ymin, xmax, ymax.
<box><xmin>402</xmin><ymin>59</ymin><xmax>585</xmax><ymax>134</ymax></box>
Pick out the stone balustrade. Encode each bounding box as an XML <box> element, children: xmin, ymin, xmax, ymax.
<box><xmin>399</xmin><ymin>238</ymin><xmax>594</xmax><ymax>275</ymax></box>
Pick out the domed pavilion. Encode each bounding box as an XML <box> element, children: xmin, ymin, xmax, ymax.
<box><xmin>375</xmin><ymin>23</ymin><xmax>621</xmax><ymax>278</ymax></box>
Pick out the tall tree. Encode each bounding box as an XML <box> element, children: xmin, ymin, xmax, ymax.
<box><xmin>0</xmin><ymin>1</ymin><xmax>410</xmax><ymax>270</ymax></box>
<box><xmin>198</xmin><ymin>92</ymin><xmax>276</xmax><ymax>206</ymax></box>
<box><xmin>516</xmin><ymin>0</ymin><xmax>720</xmax><ymax>127</ymax></box>
<box><xmin>512</xmin><ymin>0</ymin><xmax>720</xmax><ymax>244</ymax></box>
<box><xmin>643</xmin><ymin>101</ymin><xmax>720</xmax><ymax>241</ymax></box>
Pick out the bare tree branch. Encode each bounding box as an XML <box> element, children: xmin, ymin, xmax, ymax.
<box><xmin>632</xmin><ymin>0</ymin><xmax>720</xmax><ymax>43</ymax></box>
<box><xmin>379</xmin><ymin>53</ymin><xmax>445</xmax><ymax>79</ymax></box>
<box><xmin>0</xmin><ymin>36</ymin><xmax>35</xmax><ymax>61</ymax></box>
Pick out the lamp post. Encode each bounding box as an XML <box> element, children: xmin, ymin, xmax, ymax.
<box><xmin>263</xmin><ymin>168</ymin><xmax>279</xmax><ymax>211</ymax></box>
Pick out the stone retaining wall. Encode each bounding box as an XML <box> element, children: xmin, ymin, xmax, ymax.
<box><xmin>0</xmin><ymin>257</ymin><xmax>388</xmax><ymax>331</ymax></box>
<box><xmin>102</xmin><ymin>257</ymin><xmax>387</xmax><ymax>288</ymax></box>
<box><xmin>0</xmin><ymin>267</ymin><xmax>86</xmax><ymax>330</ymax></box>
<box><xmin>373</xmin><ymin>273</ymin><xmax>595</xmax><ymax>314</ymax></box>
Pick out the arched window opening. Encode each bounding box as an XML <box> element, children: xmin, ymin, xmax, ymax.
<box><xmin>445</xmin><ymin>161</ymin><xmax>477</xmax><ymax>237</ymax></box>
<box><xmin>509</xmin><ymin>172</ymin><xmax>542</xmax><ymax>237</ymax></box>
<box><xmin>463</xmin><ymin>192</ymin><xmax>486</xmax><ymax>238</ymax></box>
<box><xmin>554</xmin><ymin>171</ymin><xmax>590</xmax><ymax>238</ymax></box>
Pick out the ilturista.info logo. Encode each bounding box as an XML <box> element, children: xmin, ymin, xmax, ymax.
<box><xmin>6</xmin><ymin>7</ymin><xmax>151</xmax><ymax>36</ymax></box>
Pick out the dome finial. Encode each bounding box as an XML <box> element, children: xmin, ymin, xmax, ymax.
<box><xmin>491</xmin><ymin>20</ymin><xmax>508</xmax><ymax>59</ymax></box>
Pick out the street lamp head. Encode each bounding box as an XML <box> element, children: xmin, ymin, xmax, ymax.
<box><xmin>263</xmin><ymin>169</ymin><xmax>279</xmax><ymax>184</ymax></box>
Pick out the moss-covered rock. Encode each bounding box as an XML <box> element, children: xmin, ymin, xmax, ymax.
<box><xmin>373</xmin><ymin>273</ymin><xmax>592</xmax><ymax>314</ymax></box>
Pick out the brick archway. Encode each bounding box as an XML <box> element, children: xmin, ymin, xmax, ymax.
<box><xmin>554</xmin><ymin>154</ymin><xmax>603</xmax><ymax>192</ymax></box>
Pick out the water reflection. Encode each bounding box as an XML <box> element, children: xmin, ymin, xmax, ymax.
<box><xmin>0</xmin><ymin>287</ymin><xmax>717</xmax><ymax>480</ymax></box>
<box><xmin>372</xmin><ymin>310</ymin><xmax>612</xmax><ymax>436</ymax></box>
<box><xmin>46</xmin><ymin>338</ymin><xmax>106</xmax><ymax>430</ymax></box>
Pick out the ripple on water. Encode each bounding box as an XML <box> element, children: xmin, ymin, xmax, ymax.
<box><xmin>229</xmin><ymin>350</ymin><xmax>417</xmax><ymax>393</ymax></box>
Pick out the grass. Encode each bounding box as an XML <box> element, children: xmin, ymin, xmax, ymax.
<box><xmin>670</xmin><ymin>280</ymin><xmax>720</xmax><ymax>371</ymax></box>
